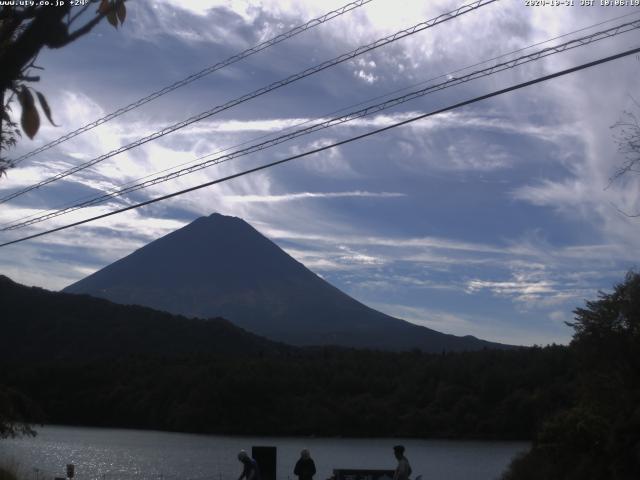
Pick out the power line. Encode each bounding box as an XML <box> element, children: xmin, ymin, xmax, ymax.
<box><xmin>6</xmin><ymin>7</ymin><xmax>634</xmax><ymax>232</ymax></box>
<box><xmin>0</xmin><ymin>10</ymin><xmax>634</xmax><ymax>233</ymax></box>
<box><xmin>8</xmin><ymin>0</ymin><xmax>375</xmax><ymax>167</ymax></box>
<box><xmin>0</xmin><ymin>0</ymin><xmax>498</xmax><ymax>205</ymax></box>
<box><xmin>3</xmin><ymin>17</ymin><xmax>639</xmax><ymax>231</ymax></box>
<box><xmin>4</xmin><ymin>7</ymin><xmax>638</xmax><ymax>234</ymax></box>
<box><xmin>14</xmin><ymin>2</ymin><xmax>635</xmax><ymax>231</ymax></box>
<box><xmin>2</xmin><ymin>45</ymin><xmax>638</xmax><ymax>249</ymax></box>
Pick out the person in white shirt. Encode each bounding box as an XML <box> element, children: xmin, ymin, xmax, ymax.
<box><xmin>392</xmin><ymin>445</ymin><xmax>411</xmax><ymax>480</ymax></box>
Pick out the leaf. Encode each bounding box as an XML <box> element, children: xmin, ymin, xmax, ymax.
<box><xmin>107</xmin><ymin>9</ymin><xmax>118</xmax><ymax>29</ymax></box>
<box><xmin>18</xmin><ymin>87</ymin><xmax>35</xmax><ymax>110</ymax></box>
<box><xmin>18</xmin><ymin>87</ymin><xmax>40</xmax><ymax>139</ymax></box>
<box><xmin>117</xmin><ymin>1</ymin><xmax>126</xmax><ymax>25</ymax></box>
<box><xmin>98</xmin><ymin>0</ymin><xmax>110</xmax><ymax>14</ymax></box>
<box><xmin>35</xmin><ymin>91</ymin><xmax>58</xmax><ymax>127</ymax></box>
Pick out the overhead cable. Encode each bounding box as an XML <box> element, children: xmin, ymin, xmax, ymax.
<box><xmin>9</xmin><ymin>0</ymin><xmax>375</xmax><ymax>166</ymax></box>
<box><xmin>1</xmin><ymin>45</ymin><xmax>638</xmax><ymax>248</ymax></box>
<box><xmin>3</xmin><ymin>17</ymin><xmax>639</xmax><ymax>231</ymax></box>
<box><xmin>0</xmin><ymin>0</ymin><xmax>498</xmax><ymax>204</ymax></box>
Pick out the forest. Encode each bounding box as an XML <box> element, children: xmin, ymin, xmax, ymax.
<box><xmin>2</xmin><ymin>346</ymin><xmax>573</xmax><ymax>439</ymax></box>
<box><xmin>502</xmin><ymin>272</ymin><xmax>640</xmax><ymax>479</ymax></box>
<box><xmin>1</xmin><ymin>273</ymin><xmax>639</xmax><ymax>478</ymax></box>
<box><xmin>0</xmin><ymin>273</ymin><xmax>571</xmax><ymax>439</ymax></box>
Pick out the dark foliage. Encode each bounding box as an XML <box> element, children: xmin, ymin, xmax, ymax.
<box><xmin>3</xmin><ymin>347</ymin><xmax>575</xmax><ymax>439</ymax></box>
<box><xmin>0</xmin><ymin>275</ymin><xmax>575</xmax><ymax>439</ymax></box>
<box><xmin>1</xmin><ymin>1</ymin><xmax>127</xmax><ymax>164</ymax></box>
<box><xmin>503</xmin><ymin>272</ymin><xmax>640</xmax><ymax>480</ymax></box>
<box><xmin>0</xmin><ymin>275</ymin><xmax>288</xmax><ymax>361</ymax></box>
<box><xmin>0</xmin><ymin>384</ymin><xmax>41</xmax><ymax>439</ymax></box>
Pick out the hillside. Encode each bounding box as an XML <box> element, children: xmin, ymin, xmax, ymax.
<box><xmin>64</xmin><ymin>213</ymin><xmax>508</xmax><ymax>352</ymax></box>
<box><xmin>0</xmin><ymin>275</ymin><xmax>286</xmax><ymax>361</ymax></box>
<box><xmin>0</xmin><ymin>274</ymin><xmax>574</xmax><ymax>439</ymax></box>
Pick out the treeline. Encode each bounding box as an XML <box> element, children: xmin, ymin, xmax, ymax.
<box><xmin>6</xmin><ymin>270</ymin><xmax>640</xmax><ymax>480</ymax></box>
<box><xmin>502</xmin><ymin>272</ymin><xmax>640</xmax><ymax>480</ymax></box>
<box><xmin>3</xmin><ymin>345</ymin><xmax>574</xmax><ymax>439</ymax></box>
<box><xmin>0</xmin><ymin>273</ymin><xmax>578</xmax><ymax>440</ymax></box>
<box><xmin>0</xmin><ymin>275</ymin><xmax>285</xmax><ymax>362</ymax></box>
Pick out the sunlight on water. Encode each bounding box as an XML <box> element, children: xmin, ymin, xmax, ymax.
<box><xmin>0</xmin><ymin>426</ymin><xmax>528</xmax><ymax>480</ymax></box>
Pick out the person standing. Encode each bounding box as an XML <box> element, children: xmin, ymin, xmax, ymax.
<box><xmin>237</xmin><ymin>450</ymin><xmax>261</xmax><ymax>480</ymax></box>
<box><xmin>392</xmin><ymin>445</ymin><xmax>411</xmax><ymax>480</ymax></box>
<box><xmin>294</xmin><ymin>449</ymin><xmax>316</xmax><ymax>480</ymax></box>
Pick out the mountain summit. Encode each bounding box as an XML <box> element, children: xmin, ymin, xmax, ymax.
<box><xmin>64</xmin><ymin>213</ymin><xmax>506</xmax><ymax>351</ymax></box>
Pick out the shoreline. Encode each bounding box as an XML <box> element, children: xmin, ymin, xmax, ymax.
<box><xmin>13</xmin><ymin>423</ymin><xmax>534</xmax><ymax>443</ymax></box>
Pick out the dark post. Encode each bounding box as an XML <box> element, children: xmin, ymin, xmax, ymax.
<box><xmin>252</xmin><ymin>446</ymin><xmax>276</xmax><ymax>480</ymax></box>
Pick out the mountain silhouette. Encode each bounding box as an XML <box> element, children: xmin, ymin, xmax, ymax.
<box><xmin>64</xmin><ymin>213</ymin><xmax>507</xmax><ymax>351</ymax></box>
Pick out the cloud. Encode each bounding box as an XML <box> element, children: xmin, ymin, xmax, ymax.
<box><xmin>336</xmin><ymin>244</ymin><xmax>385</xmax><ymax>266</ymax></box>
<box><xmin>369</xmin><ymin>302</ymin><xmax>568</xmax><ymax>346</ymax></box>
<box><xmin>463</xmin><ymin>263</ymin><xmax>604</xmax><ymax>312</ymax></box>
<box><xmin>467</xmin><ymin>279</ymin><xmax>556</xmax><ymax>296</ymax></box>
<box><xmin>130</xmin><ymin>1</ymin><xmax>259</xmax><ymax>45</ymax></box>
<box><xmin>226</xmin><ymin>190</ymin><xmax>405</xmax><ymax>203</ymax></box>
<box><xmin>465</xmin><ymin>278</ymin><xmax>575</xmax><ymax>309</ymax></box>
<box><xmin>289</xmin><ymin>138</ymin><xmax>356</xmax><ymax>177</ymax></box>
<box><xmin>261</xmin><ymin>227</ymin><xmax>508</xmax><ymax>254</ymax></box>
<box><xmin>3</xmin><ymin>0</ymin><xmax>640</xmax><ymax>348</ymax></box>
<box><xmin>445</xmin><ymin>139</ymin><xmax>514</xmax><ymax>171</ymax></box>
<box><xmin>549</xmin><ymin>310</ymin><xmax>572</xmax><ymax>324</ymax></box>
<box><xmin>155</xmin><ymin>0</ymin><xmax>230</xmax><ymax>18</ymax></box>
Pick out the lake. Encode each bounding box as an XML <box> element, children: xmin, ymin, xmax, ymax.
<box><xmin>0</xmin><ymin>426</ymin><xmax>527</xmax><ymax>480</ymax></box>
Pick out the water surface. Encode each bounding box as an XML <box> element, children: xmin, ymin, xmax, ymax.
<box><xmin>0</xmin><ymin>426</ymin><xmax>527</xmax><ymax>480</ymax></box>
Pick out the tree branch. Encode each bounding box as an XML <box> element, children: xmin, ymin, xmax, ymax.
<box><xmin>68</xmin><ymin>0</ymin><xmax>100</xmax><ymax>26</ymax></box>
<box><xmin>65</xmin><ymin>12</ymin><xmax>106</xmax><ymax>44</ymax></box>
<box><xmin>0</xmin><ymin>6</ymin><xmax>37</xmax><ymax>21</ymax></box>
<box><xmin>0</xmin><ymin>6</ymin><xmax>70</xmax><ymax>90</ymax></box>
<box><xmin>64</xmin><ymin>0</ymin><xmax>127</xmax><ymax>45</ymax></box>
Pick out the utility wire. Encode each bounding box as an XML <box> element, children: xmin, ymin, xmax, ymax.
<box><xmin>7</xmin><ymin>6</ymin><xmax>637</xmax><ymax>233</ymax></box>
<box><xmin>3</xmin><ymin>7</ymin><xmax>637</xmax><ymax>232</ymax></box>
<box><xmin>0</xmin><ymin>0</ymin><xmax>498</xmax><ymax>205</ymax></box>
<box><xmin>1</xmin><ymin>9</ymin><xmax>636</xmax><ymax>230</ymax></box>
<box><xmin>1</xmin><ymin>45</ymin><xmax>638</xmax><ymax>249</ymax></box>
<box><xmin>8</xmin><ymin>0</ymin><xmax>375</xmax><ymax>167</ymax></box>
<box><xmin>3</xmin><ymin>18</ymin><xmax>639</xmax><ymax>231</ymax></box>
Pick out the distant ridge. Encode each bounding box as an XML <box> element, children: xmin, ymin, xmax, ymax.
<box><xmin>0</xmin><ymin>274</ymin><xmax>285</xmax><ymax>361</ymax></box>
<box><xmin>64</xmin><ymin>213</ymin><xmax>509</xmax><ymax>352</ymax></box>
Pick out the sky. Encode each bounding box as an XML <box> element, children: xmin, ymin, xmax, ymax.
<box><xmin>1</xmin><ymin>0</ymin><xmax>640</xmax><ymax>346</ymax></box>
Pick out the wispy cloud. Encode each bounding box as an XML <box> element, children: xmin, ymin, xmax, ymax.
<box><xmin>2</xmin><ymin>0</ymin><xmax>639</xmax><ymax>347</ymax></box>
<box><xmin>369</xmin><ymin>302</ymin><xmax>568</xmax><ymax>346</ymax></box>
<box><xmin>226</xmin><ymin>190</ymin><xmax>405</xmax><ymax>202</ymax></box>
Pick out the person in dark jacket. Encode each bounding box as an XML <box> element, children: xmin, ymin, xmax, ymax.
<box><xmin>237</xmin><ymin>450</ymin><xmax>261</xmax><ymax>480</ymax></box>
<box><xmin>294</xmin><ymin>449</ymin><xmax>316</xmax><ymax>480</ymax></box>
